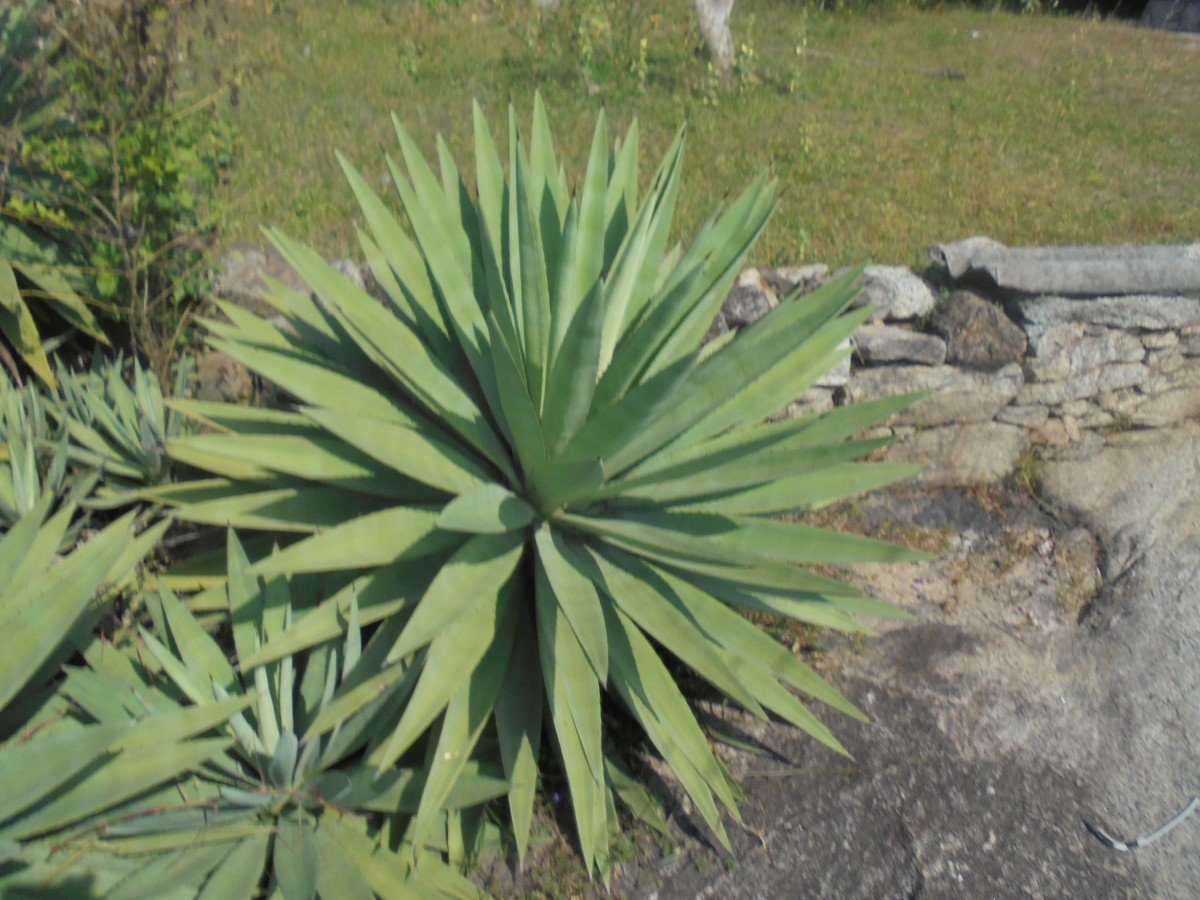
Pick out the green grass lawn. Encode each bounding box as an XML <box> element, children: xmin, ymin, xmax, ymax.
<box><xmin>181</xmin><ymin>0</ymin><xmax>1200</xmax><ymax>268</ymax></box>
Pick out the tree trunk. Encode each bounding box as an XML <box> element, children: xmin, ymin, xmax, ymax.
<box><xmin>693</xmin><ymin>0</ymin><xmax>736</xmax><ymax>72</ymax></box>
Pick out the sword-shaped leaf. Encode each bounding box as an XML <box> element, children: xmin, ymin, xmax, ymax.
<box><xmin>534</xmin><ymin>525</ymin><xmax>607</xmax><ymax>681</ymax></box>
<box><xmin>248</xmin><ymin>506</ymin><xmax>458</xmax><ymax>577</ymax></box>
<box><xmin>605</xmin><ymin>604</ymin><xmax>735</xmax><ymax>848</ymax></box>
<box><xmin>675</xmin><ymin>462</ymin><xmax>925</xmax><ymax>516</ymax></box>
<box><xmin>408</xmin><ymin>612</ymin><xmax>514</xmax><ymax>853</ymax></box>
<box><xmin>8</xmin><ymin>738</ymin><xmax>233</xmax><ymax>841</ymax></box>
<box><xmin>273</xmin><ymin>816</ymin><xmax>319</xmax><ymax>900</ymax></box>
<box><xmin>493</xmin><ymin>610</ymin><xmax>542</xmax><ymax>863</ymax></box>
<box><xmin>436</xmin><ymin>484</ymin><xmax>535</xmax><ymax>534</ymax></box>
<box><xmin>374</xmin><ymin>584</ymin><xmax>514</xmax><ymax>772</ymax></box>
<box><xmin>385</xmin><ymin>531</ymin><xmax>523</xmax><ymax>663</ymax></box>
<box><xmin>197</xmin><ymin>833</ymin><xmax>271</xmax><ymax>900</ymax></box>
<box><xmin>535</xmin><ymin>558</ymin><xmax>610</xmax><ymax>875</ymax></box>
<box><xmin>542</xmin><ymin>281</ymin><xmax>604</xmax><ymax>457</ymax></box>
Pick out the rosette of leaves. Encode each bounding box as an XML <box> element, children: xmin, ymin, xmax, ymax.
<box><xmin>32</xmin><ymin>531</ymin><xmax>488</xmax><ymax>899</ymax></box>
<box><xmin>0</xmin><ymin>375</ymin><xmax>97</xmax><ymax>536</ymax></box>
<box><xmin>51</xmin><ymin>352</ymin><xmax>193</xmax><ymax>508</ymax></box>
<box><xmin>0</xmin><ymin>498</ymin><xmax>211</xmax><ymax>895</ymax></box>
<box><xmin>154</xmin><ymin>97</ymin><xmax>924</xmax><ymax>878</ymax></box>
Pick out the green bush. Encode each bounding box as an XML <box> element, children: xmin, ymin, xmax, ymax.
<box><xmin>0</xmin><ymin>0</ymin><xmax>233</xmax><ymax>383</ymax></box>
<box><xmin>0</xmin><ymin>0</ymin><xmax>108</xmax><ymax>389</ymax></box>
<box><xmin>154</xmin><ymin>96</ymin><xmax>923</xmax><ymax>880</ymax></box>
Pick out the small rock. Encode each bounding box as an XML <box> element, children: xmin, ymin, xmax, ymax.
<box><xmin>995</xmin><ymin>404</ymin><xmax>1049</xmax><ymax>427</ymax></box>
<box><xmin>815</xmin><ymin>351</ymin><xmax>851</xmax><ymax>389</ymax></box>
<box><xmin>1140</xmin><ymin>331</ymin><xmax>1179</xmax><ymax>351</ymax></box>
<box><xmin>195</xmin><ymin>352</ymin><xmax>256</xmax><ymax>404</ymax></box>
<box><xmin>928</xmin><ymin>290</ymin><xmax>1027</xmax><ymax>371</ymax></box>
<box><xmin>721</xmin><ymin>282</ymin><xmax>773</xmax><ymax>328</ymax></box>
<box><xmin>763</xmin><ymin>264</ymin><xmax>828</xmax><ymax>299</ymax></box>
<box><xmin>785</xmin><ymin>387</ymin><xmax>836</xmax><ymax>418</ymax></box>
<box><xmin>702</xmin><ymin>313</ymin><xmax>730</xmax><ymax>344</ymax></box>
<box><xmin>1029</xmin><ymin>417</ymin><xmax>1074</xmax><ymax>448</ymax></box>
<box><xmin>212</xmin><ymin>241</ymin><xmax>311</xmax><ymax>318</ymax></box>
<box><xmin>1181</xmin><ymin>325</ymin><xmax>1200</xmax><ymax>356</ymax></box>
<box><xmin>1100</xmin><ymin>386</ymin><xmax>1200</xmax><ymax>428</ymax></box>
<box><xmin>853</xmin><ymin>324</ymin><xmax>947</xmax><ymax>367</ymax></box>
<box><xmin>1057</xmin><ymin>398</ymin><xmax>1092</xmax><ymax>418</ymax></box>
<box><xmin>1077</xmin><ymin>406</ymin><xmax>1114</xmax><ymax>429</ymax></box>
<box><xmin>853</xmin><ymin>265</ymin><xmax>937</xmax><ymax>322</ymax></box>
<box><xmin>735</xmin><ymin>267</ymin><xmax>779</xmax><ymax>304</ymax></box>
<box><xmin>1147</xmin><ymin>348</ymin><xmax>1186</xmax><ymax>375</ymax></box>
<box><xmin>1015</xmin><ymin>363</ymin><xmax>1148</xmax><ymax>406</ymax></box>
<box><xmin>332</xmin><ymin>258</ymin><xmax>367</xmax><ymax>292</ymax></box>
<box><xmin>1022</xmin><ymin>323</ymin><xmax>1144</xmax><ymax>383</ymax></box>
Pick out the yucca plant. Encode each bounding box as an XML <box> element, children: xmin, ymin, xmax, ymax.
<box><xmin>153</xmin><ymin>97</ymin><xmax>924</xmax><ymax>878</ymax></box>
<box><xmin>52</xmin><ymin>351</ymin><xmax>193</xmax><ymax>508</ymax></box>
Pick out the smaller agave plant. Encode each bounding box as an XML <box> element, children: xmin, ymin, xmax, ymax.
<box><xmin>44</xmin><ymin>531</ymin><xmax>489</xmax><ymax>899</ymax></box>
<box><xmin>52</xmin><ymin>352</ymin><xmax>193</xmax><ymax>508</ymax></box>
<box><xmin>0</xmin><ymin>498</ymin><xmax>186</xmax><ymax>895</ymax></box>
<box><xmin>0</xmin><ymin>375</ymin><xmax>95</xmax><ymax>535</ymax></box>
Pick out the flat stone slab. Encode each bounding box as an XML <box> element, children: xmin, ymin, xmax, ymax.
<box><xmin>1020</xmin><ymin>294</ymin><xmax>1200</xmax><ymax>334</ymax></box>
<box><xmin>932</xmin><ymin>239</ymin><xmax>1200</xmax><ymax>296</ymax></box>
<box><xmin>853</xmin><ymin>324</ymin><xmax>947</xmax><ymax>367</ymax></box>
<box><xmin>849</xmin><ymin>363</ymin><xmax>1023</xmax><ymax>426</ymax></box>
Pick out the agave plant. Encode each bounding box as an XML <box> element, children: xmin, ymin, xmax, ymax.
<box><xmin>0</xmin><ymin>498</ymin><xmax>215</xmax><ymax>895</ymax></box>
<box><xmin>154</xmin><ymin>97</ymin><xmax>924</xmax><ymax>878</ymax></box>
<box><xmin>1</xmin><ymin>0</ymin><xmax>108</xmax><ymax>389</ymax></box>
<box><xmin>52</xmin><ymin>351</ymin><xmax>193</xmax><ymax>507</ymax></box>
<box><xmin>7</xmin><ymin>529</ymin><xmax>487</xmax><ymax>899</ymax></box>
<box><xmin>0</xmin><ymin>374</ymin><xmax>97</xmax><ymax>535</ymax></box>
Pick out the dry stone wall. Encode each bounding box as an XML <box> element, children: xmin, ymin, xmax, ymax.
<box><xmin>209</xmin><ymin>237</ymin><xmax>1200</xmax><ymax>491</ymax></box>
<box><xmin>717</xmin><ymin>240</ymin><xmax>1200</xmax><ymax>488</ymax></box>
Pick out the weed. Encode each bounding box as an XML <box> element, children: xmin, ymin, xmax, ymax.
<box><xmin>733</xmin><ymin>14</ymin><xmax>761</xmax><ymax>90</ymax></box>
<box><xmin>4</xmin><ymin>0</ymin><xmax>233</xmax><ymax>381</ymax></box>
<box><xmin>1010</xmin><ymin>443</ymin><xmax>1043</xmax><ymax>497</ymax></box>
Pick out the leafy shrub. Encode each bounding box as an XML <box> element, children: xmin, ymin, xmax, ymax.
<box><xmin>494</xmin><ymin>0</ymin><xmax>662</xmax><ymax>90</ymax></box>
<box><xmin>0</xmin><ymin>0</ymin><xmax>108</xmax><ymax>389</ymax></box>
<box><xmin>155</xmin><ymin>97</ymin><xmax>923</xmax><ymax>879</ymax></box>
<box><xmin>0</xmin><ymin>0</ymin><xmax>233</xmax><ymax>382</ymax></box>
<box><xmin>0</xmin><ymin>510</ymin><xmax>489</xmax><ymax>897</ymax></box>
